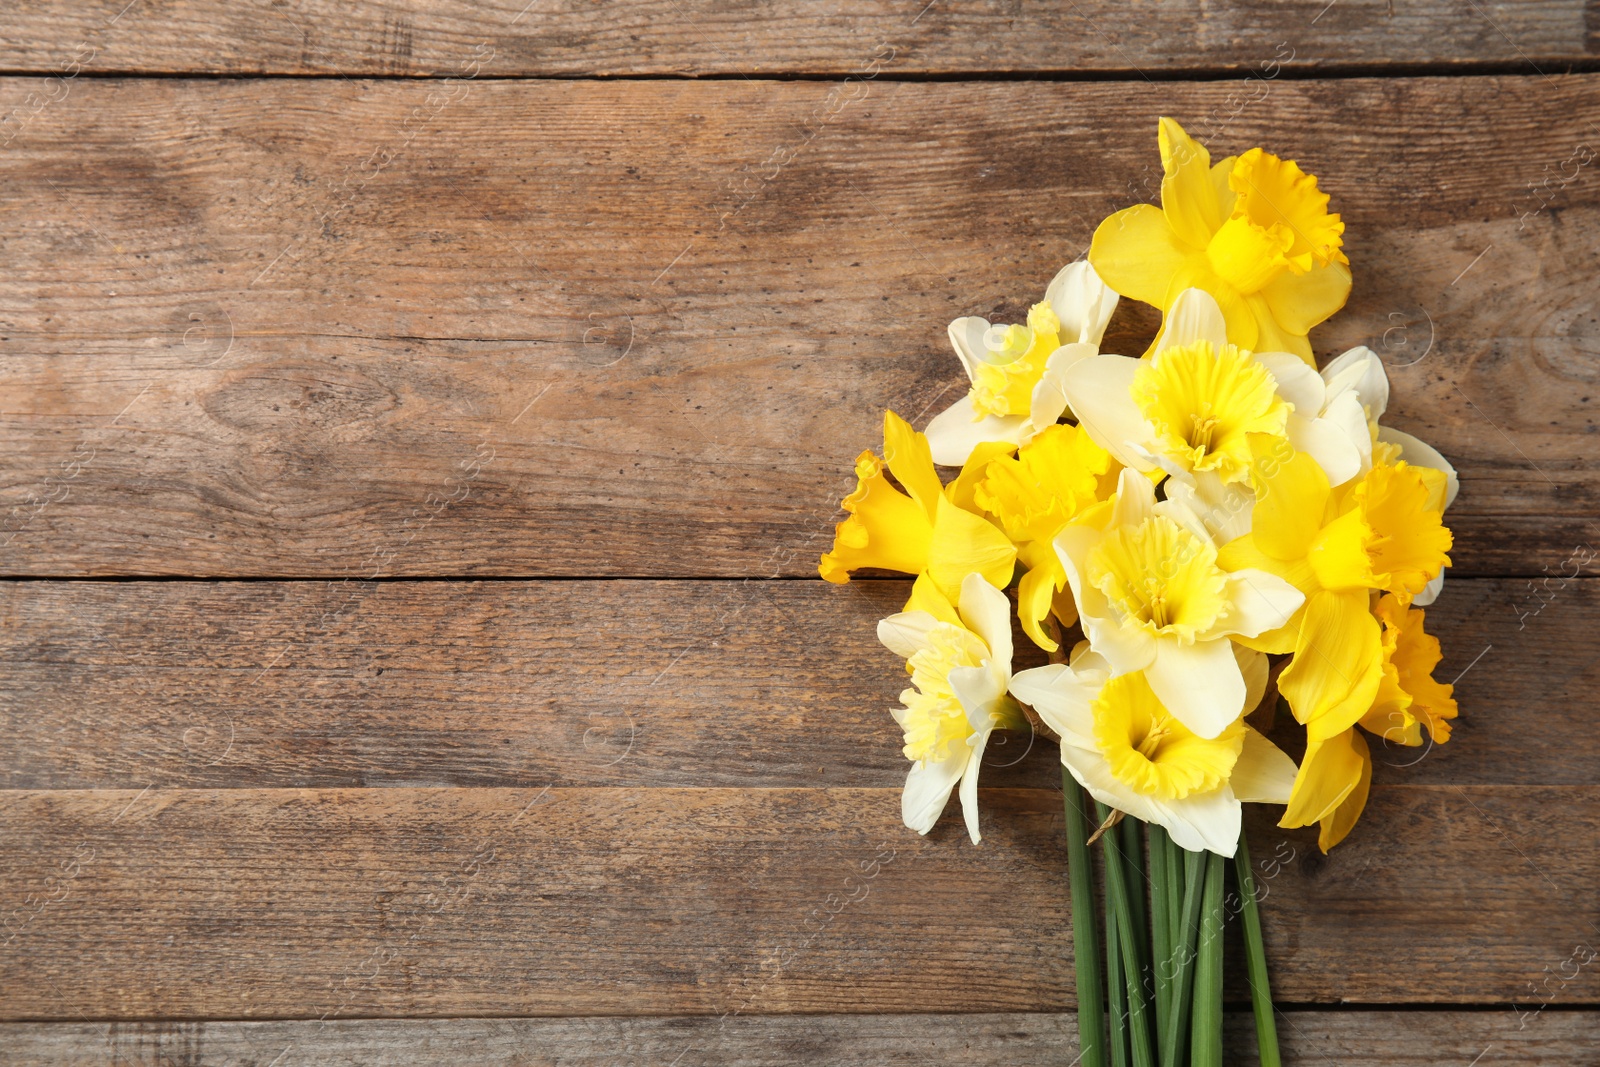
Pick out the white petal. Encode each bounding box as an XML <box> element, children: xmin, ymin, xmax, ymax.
<box><xmin>877</xmin><ymin>610</ymin><xmax>941</xmax><ymax>659</ymax></box>
<box><xmin>1145</xmin><ymin>637</ymin><xmax>1245</xmax><ymax>739</ymax></box>
<box><xmin>1045</xmin><ymin>260</ymin><xmax>1119</xmax><ymax>345</ymax></box>
<box><xmin>1163</xmin><ymin>471</ymin><xmax>1255</xmax><ymax>544</ymax></box>
<box><xmin>1235</xmin><ymin>645</ymin><xmax>1269</xmax><ymax>715</ymax></box>
<box><xmin>1216</xmin><ymin>569</ymin><xmax>1305</xmax><ymax>639</ymax></box>
<box><xmin>1230</xmin><ymin>728</ymin><xmax>1299</xmax><ymax>805</ymax></box>
<box><xmin>1379</xmin><ymin>426</ymin><xmax>1459</xmax><ymax>510</ymax></box>
<box><xmin>1154</xmin><ymin>484</ymin><xmax>1216</xmax><ymax>544</ymax></box>
<box><xmin>1322</xmin><ymin>345</ymin><xmax>1389</xmax><ymax>420</ymax></box>
<box><xmin>1412</xmin><ymin>569</ymin><xmax>1445</xmax><ymax>607</ymax></box>
<box><xmin>1009</xmin><ymin>664</ymin><xmax>1099</xmax><ymax>749</ymax></box>
<box><xmin>1257</xmin><ymin>351</ymin><xmax>1327</xmax><ymax>414</ymax></box>
<box><xmin>1053</xmin><ymin>524</ymin><xmax>1100</xmax><ymax>618</ymax></box>
<box><xmin>958</xmin><ymin>572</ymin><xmax>1013</xmax><ymax>671</ymax></box>
<box><xmin>1322</xmin><ymin>389</ymin><xmax>1373</xmax><ymax>477</ymax></box>
<box><xmin>1061</xmin><ymin>355</ymin><xmax>1155</xmax><ymax>470</ymax></box>
<box><xmin>947</xmin><ymin>317</ymin><xmax>989</xmax><ymax>382</ymax></box>
<box><xmin>925</xmin><ymin>393</ymin><xmax>1031</xmax><ymax>467</ymax></box>
<box><xmin>1029</xmin><ymin>341</ymin><xmax>1098</xmax><ymax>434</ymax></box>
<box><xmin>1287</xmin><ymin>412</ymin><xmax>1362</xmax><ymax>488</ymax></box>
<box><xmin>950</xmin><ymin>663</ymin><xmax>1007</xmax><ymax>734</ymax></box>
<box><xmin>958</xmin><ymin>740</ymin><xmax>988</xmax><ymax>844</ymax></box>
<box><xmin>1110</xmin><ymin>467</ymin><xmax>1157</xmax><ymax>529</ymax></box>
<box><xmin>1152</xmin><ymin>787</ymin><xmax>1241</xmax><ymax>857</ymax></box>
<box><xmin>1083</xmin><ymin>615</ymin><xmax>1159</xmax><ymax>676</ymax></box>
<box><xmin>902</xmin><ymin>753</ymin><xmax>966</xmax><ymax>835</ymax></box>
<box><xmin>1068</xmin><ymin>642</ymin><xmax>1112</xmax><ymax>676</ymax></box>
<box><xmin>1061</xmin><ymin>741</ymin><xmax>1168</xmax><ymax>827</ymax></box>
<box><xmin>1153</xmin><ymin>287</ymin><xmax>1227</xmax><ymax>354</ymax></box>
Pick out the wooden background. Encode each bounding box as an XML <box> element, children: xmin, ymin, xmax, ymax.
<box><xmin>2</xmin><ymin>2</ymin><xmax>1599</xmax><ymax>1063</ymax></box>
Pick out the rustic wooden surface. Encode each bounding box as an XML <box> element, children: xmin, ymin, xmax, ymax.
<box><xmin>6</xmin><ymin>1012</ymin><xmax>1600</xmax><ymax>1066</ymax></box>
<box><xmin>1</xmin><ymin>2</ymin><xmax>1597</xmax><ymax>77</ymax></box>
<box><xmin>1</xmin><ymin>1</ymin><xmax>1596</xmax><ymax>1062</ymax></box>
<box><xmin>1</xmin><ymin>76</ymin><xmax>1598</xmax><ymax>578</ymax></box>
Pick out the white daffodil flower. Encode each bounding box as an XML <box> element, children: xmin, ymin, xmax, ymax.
<box><xmin>1054</xmin><ymin>469</ymin><xmax>1304</xmax><ymax>739</ymax></box>
<box><xmin>1010</xmin><ymin>644</ymin><xmax>1298</xmax><ymax>856</ymax></box>
<box><xmin>1061</xmin><ymin>287</ymin><xmax>1380</xmax><ymax>492</ymax></box>
<box><xmin>925</xmin><ymin>261</ymin><xmax>1119</xmax><ymax>466</ymax></box>
<box><xmin>877</xmin><ymin>572</ymin><xmax>1021</xmax><ymax>844</ymax></box>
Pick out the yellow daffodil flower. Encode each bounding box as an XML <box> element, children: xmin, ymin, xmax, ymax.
<box><xmin>820</xmin><ymin>411</ymin><xmax>1017</xmax><ymax>602</ymax></box>
<box><xmin>879</xmin><ymin>573</ymin><xmax>1022</xmax><ymax>844</ymax></box>
<box><xmin>925</xmin><ymin>261</ymin><xmax>1119</xmax><ymax>465</ymax></box>
<box><xmin>1011</xmin><ymin>643</ymin><xmax>1298</xmax><ymax>856</ymax></box>
<box><xmin>972</xmin><ymin>423</ymin><xmax>1120</xmax><ymax>652</ymax></box>
<box><xmin>1054</xmin><ymin>469</ymin><xmax>1305</xmax><ymax>739</ymax></box>
<box><xmin>1089</xmin><ymin>117</ymin><xmax>1350</xmax><ymax>364</ymax></box>
<box><xmin>1219</xmin><ymin>440</ymin><xmax>1451</xmax><ymax>778</ymax></box>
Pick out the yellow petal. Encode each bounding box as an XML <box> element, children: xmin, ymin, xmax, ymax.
<box><xmin>883</xmin><ymin>410</ymin><xmax>943</xmax><ymax>519</ymax></box>
<box><xmin>1261</xmin><ymin>258</ymin><xmax>1353</xmax><ymax>340</ymax></box>
<box><xmin>1209</xmin><ymin>156</ymin><xmax>1239</xmax><ymax>218</ymax></box>
<box><xmin>1090</xmin><ymin>203</ymin><xmax>1191</xmax><ymax>309</ymax></box>
<box><xmin>904</xmin><ymin>573</ymin><xmax>961</xmax><ymax>626</ymax></box>
<box><xmin>1281</xmin><ymin>727</ymin><xmax>1367</xmax><ymax>829</ymax></box>
<box><xmin>1277</xmin><ymin>589</ymin><xmax>1383</xmax><ymax>741</ymax></box>
<box><xmin>975</xmin><ymin>423</ymin><xmax>1115</xmax><ymax>543</ymax></box>
<box><xmin>1017</xmin><ymin>540</ymin><xmax>1067</xmax><ymax>651</ymax></box>
<box><xmin>1317</xmin><ymin>732</ymin><xmax>1371</xmax><ymax>851</ymax></box>
<box><xmin>1206</xmin><ymin>213</ymin><xmax>1296</xmax><ymax>295</ymax></box>
<box><xmin>946</xmin><ymin>439</ymin><xmax>1018</xmax><ymax>514</ymax></box>
<box><xmin>818</xmin><ymin>450</ymin><xmax>932</xmax><ymax>583</ymax></box>
<box><xmin>1158</xmin><ymin>117</ymin><xmax>1225</xmax><ymax>249</ymax></box>
<box><xmin>1246</xmin><ymin>436</ymin><xmax>1330</xmax><ymax>562</ymax></box>
<box><xmin>1307</xmin><ymin>506</ymin><xmax>1379</xmax><ymax>591</ymax></box>
<box><xmin>1243</xmin><ymin>292</ymin><xmax>1313</xmax><ymax>364</ymax></box>
<box><xmin>925</xmin><ymin>496</ymin><xmax>1018</xmax><ymax>602</ymax></box>
<box><xmin>1370</xmin><ymin>593</ymin><xmax>1458</xmax><ymax>744</ymax></box>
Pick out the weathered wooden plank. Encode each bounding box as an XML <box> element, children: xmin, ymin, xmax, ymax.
<box><xmin>5</xmin><ymin>1011</ymin><xmax>1598</xmax><ymax>1066</ymax></box>
<box><xmin>0</xmin><ymin>578</ymin><xmax>1590</xmax><ymax>790</ymax></box>
<box><xmin>0</xmin><ymin>1</ymin><xmax>1593</xmax><ymax>77</ymax></box>
<box><xmin>0</xmin><ymin>785</ymin><xmax>1595</xmax><ymax>1017</ymax></box>
<box><xmin>1</xmin><ymin>76</ymin><xmax>1597</xmax><ymax>578</ymax></box>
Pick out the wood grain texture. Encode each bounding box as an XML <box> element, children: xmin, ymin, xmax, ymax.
<box><xmin>1</xmin><ymin>76</ymin><xmax>1598</xmax><ymax>578</ymax></box>
<box><xmin>0</xmin><ymin>785</ymin><xmax>1596</xmax><ymax>1018</ymax></box>
<box><xmin>0</xmin><ymin>2</ymin><xmax>1594</xmax><ymax>77</ymax></box>
<box><xmin>6</xmin><ymin>1011</ymin><xmax>1598</xmax><ymax>1066</ymax></box>
<box><xmin>0</xmin><ymin>578</ymin><xmax>1592</xmax><ymax>791</ymax></box>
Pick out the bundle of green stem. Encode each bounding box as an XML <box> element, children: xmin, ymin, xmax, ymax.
<box><xmin>1062</xmin><ymin>774</ymin><xmax>1280</xmax><ymax>1067</ymax></box>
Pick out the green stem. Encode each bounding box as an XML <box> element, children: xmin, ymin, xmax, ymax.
<box><xmin>1097</xmin><ymin>804</ymin><xmax>1156</xmax><ymax>1067</ymax></box>
<box><xmin>1163</xmin><ymin>831</ymin><xmax>1184</xmax><ymax>956</ymax></box>
<box><xmin>1160</xmin><ymin>847</ymin><xmax>1206</xmax><ymax>1067</ymax></box>
<box><xmin>1062</xmin><ymin>772</ymin><xmax>1107</xmax><ymax>1067</ymax></box>
<box><xmin>1119</xmin><ymin>817</ymin><xmax>1150</xmax><ymax>967</ymax></box>
<box><xmin>1235</xmin><ymin>829</ymin><xmax>1282</xmax><ymax>1067</ymax></box>
<box><xmin>1190</xmin><ymin>851</ymin><xmax>1226</xmax><ymax>1067</ymax></box>
<box><xmin>1146</xmin><ymin>825</ymin><xmax>1174</xmax><ymax>1050</ymax></box>
<box><xmin>1106</xmin><ymin>877</ymin><xmax>1130</xmax><ymax>1067</ymax></box>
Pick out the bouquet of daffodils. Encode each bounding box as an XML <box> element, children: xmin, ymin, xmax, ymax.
<box><xmin>820</xmin><ymin>118</ymin><xmax>1459</xmax><ymax>1066</ymax></box>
